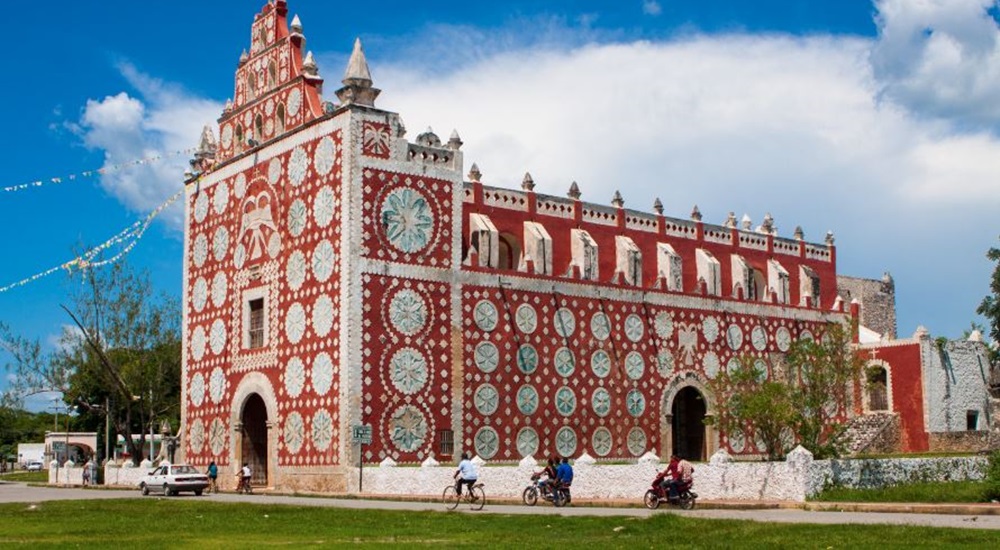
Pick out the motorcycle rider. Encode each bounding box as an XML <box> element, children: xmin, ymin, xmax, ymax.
<box><xmin>666</xmin><ymin>454</ymin><xmax>694</xmax><ymax>502</ymax></box>
<box><xmin>533</xmin><ymin>457</ymin><xmax>558</xmax><ymax>496</ymax></box>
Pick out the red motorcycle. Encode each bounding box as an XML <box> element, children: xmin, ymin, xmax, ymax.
<box><xmin>643</xmin><ymin>471</ymin><xmax>696</xmax><ymax>510</ymax></box>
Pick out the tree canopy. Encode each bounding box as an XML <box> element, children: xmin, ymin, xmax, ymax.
<box><xmin>977</xmin><ymin>237</ymin><xmax>1000</xmax><ymax>363</ymax></box>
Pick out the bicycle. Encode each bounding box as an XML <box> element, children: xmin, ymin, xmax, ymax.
<box><xmin>442</xmin><ymin>482</ymin><xmax>485</xmax><ymax>511</ymax></box>
<box><xmin>236</xmin><ymin>475</ymin><xmax>253</xmax><ymax>495</ymax></box>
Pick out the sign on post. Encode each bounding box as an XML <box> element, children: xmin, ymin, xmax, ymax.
<box><xmin>352</xmin><ymin>424</ymin><xmax>372</xmax><ymax>445</ymax></box>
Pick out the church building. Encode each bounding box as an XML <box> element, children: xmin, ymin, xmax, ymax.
<box><xmin>180</xmin><ymin>1</ymin><xmax>996</xmax><ymax>492</ymax></box>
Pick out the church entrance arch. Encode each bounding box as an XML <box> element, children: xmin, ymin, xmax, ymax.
<box><xmin>661</xmin><ymin>372</ymin><xmax>716</xmax><ymax>462</ymax></box>
<box><xmin>240</xmin><ymin>394</ymin><xmax>268</xmax><ymax>485</ymax></box>
<box><xmin>671</xmin><ymin>387</ymin><xmax>707</xmax><ymax>461</ymax></box>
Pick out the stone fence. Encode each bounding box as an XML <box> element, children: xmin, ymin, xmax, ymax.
<box><xmin>360</xmin><ymin>447</ymin><xmax>989</xmax><ymax>502</ymax></box>
<box><xmin>67</xmin><ymin>448</ymin><xmax>988</xmax><ymax>503</ymax></box>
<box><xmin>48</xmin><ymin>459</ymin><xmax>157</xmax><ymax>489</ymax></box>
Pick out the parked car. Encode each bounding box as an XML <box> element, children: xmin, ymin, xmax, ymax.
<box><xmin>138</xmin><ymin>464</ymin><xmax>209</xmax><ymax>496</ymax></box>
<box><xmin>25</xmin><ymin>461</ymin><xmax>44</xmax><ymax>472</ymax></box>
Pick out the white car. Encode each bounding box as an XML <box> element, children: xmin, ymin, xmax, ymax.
<box><xmin>138</xmin><ymin>464</ymin><xmax>209</xmax><ymax>496</ymax></box>
<box><xmin>25</xmin><ymin>461</ymin><xmax>44</xmax><ymax>472</ymax></box>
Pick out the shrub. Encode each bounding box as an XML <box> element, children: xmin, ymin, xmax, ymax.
<box><xmin>982</xmin><ymin>450</ymin><xmax>1000</xmax><ymax>502</ymax></box>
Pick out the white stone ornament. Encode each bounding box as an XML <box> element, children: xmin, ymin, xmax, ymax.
<box><xmin>627</xmin><ymin>427</ymin><xmax>647</xmax><ymax>456</ymax></box>
<box><xmin>516</xmin><ymin>344</ymin><xmax>538</xmax><ymax>374</ymax></box>
<box><xmin>213</xmin><ymin>226</ymin><xmax>230</xmax><ymax>262</ymax></box>
<box><xmin>234</xmin><ymin>173</ymin><xmax>247</xmax><ymax>198</ymax></box>
<box><xmin>312</xmin><ymin>294</ymin><xmax>334</xmax><ymax>337</ymax></box>
<box><xmin>515</xmin><ymin>304</ymin><xmax>537</xmax><ymax>334</ymax></box>
<box><xmin>286</xmin><ymin>250</ymin><xmax>307</xmax><ymax>291</ymax></box>
<box><xmin>209</xmin><ymin>418</ymin><xmax>226</xmax><ymax>456</ymax></box>
<box><xmin>592</xmin><ymin>427</ymin><xmax>613</xmax><ymax>457</ymax></box>
<box><xmin>209</xmin><ymin>319</ymin><xmax>227</xmax><ymax>355</ymax></box>
<box><xmin>285</xmin><ymin>302</ymin><xmax>306</xmax><ymax>344</ymax></box>
<box><xmin>474</xmin><ymin>383</ymin><xmax>499</xmax><ymax>415</ymax></box>
<box><xmin>702</xmin><ymin>316</ymin><xmax>720</xmax><ymax>343</ymax></box>
<box><xmin>213</xmin><ymin>180</ymin><xmax>230</xmax><ymax>215</ymax></box>
<box><xmin>191</xmin><ymin>326</ymin><xmax>207</xmax><ymax>361</ymax></box>
<box><xmin>776</xmin><ymin>326</ymin><xmax>792</xmax><ymax>352</ymax></box>
<box><xmin>287</xmin><ymin>199</ymin><xmax>307</xmax><ymax>237</ymax></box>
<box><xmin>284</xmin><ymin>356</ymin><xmax>305</xmax><ymax>398</ymax></box>
<box><xmin>625</xmin><ymin>351</ymin><xmax>645</xmax><ymax>380</ymax></box>
<box><xmin>657</xmin><ymin>349</ymin><xmax>675</xmax><ymax>376</ymax></box>
<box><xmin>554</xmin><ymin>347</ymin><xmax>575</xmax><ymax>377</ymax></box>
<box><xmin>192</xmin><ymin>277</ymin><xmax>208</xmax><ymax>312</ymax></box>
<box><xmin>389</xmin><ymin>347</ymin><xmax>428</xmax><ymax>395</ymax></box>
<box><xmin>189</xmin><ymin>419</ymin><xmax>205</xmax><ymax>454</ymax></box>
<box><xmin>516</xmin><ymin>427</ymin><xmax>539</xmax><ymax>457</ymax></box>
<box><xmin>751</xmin><ymin>325</ymin><xmax>768</xmax><ymax>351</ymax></box>
<box><xmin>194</xmin><ymin>192</ymin><xmax>209</xmax><ymax>223</ymax></box>
<box><xmin>516</xmin><ymin>385</ymin><xmax>539</xmax><ymax>415</ymax></box>
<box><xmin>314</xmin><ymin>186</ymin><xmax>335</xmax><ymax>228</ymax></box>
<box><xmin>209</xmin><ymin>367</ymin><xmax>225</xmax><ymax>404</ymax></box>
<box><xmin>591</xmin><ymin>312</ymin><xmax>611</xmax><ymax>341</ymax></box>
<box><xmin>314</xmin><ymin>136</ymin><xmax>337</xmax><ymax>177</ymax></box>
<box><xmin>311</xmin><ymin>352</ymin><xmax>334</xmax><ymax>396</ymax></box>
<box><xmin>381</xmin><ymin>187</ymin><xmax>434</xmax><ymax>253</ymax></box>
<box><xmin>473</xmin><ymin>300</ymin><xmax>498</xmax><ymax>332</ymax></box>
<box><xmin>474</xmin><ymin>426</ymin><xmax>500</xmax><ymax>460</ymax></box>
<box><xmin>284</xmin><ymin>412</ymin><xmax>304</xmax><ymax>454</ymax></box>
<box><xmin>211</xmin><ymin>272</ymin><xmax>228</xmax><ymax>308</ymax></box>
<box><xmin>591</xmin><ymin>349</ymin><xmax>612</xmax><ymax>378</ymax></box>
<box><xmin>287</xmin><ymin>88</ymin><xmax>302</xmax><ymax>117</ymax></box>
<box><xmin>555</xmin><ymin>386</ymin><xmax>576</xmax><ymax>416</ymax></box>
<box><xmin>267</xmin><ymin>232</ymin><xmax>281</xmax><ymax>259</ymax></box>
<box><xmin>555</xmin><ymin>426</ymin><xmax>577</xmax><ymax>457</ymax></box>
<box><xmin>288</xmin><ymin>147</ymin><xmax>309</xmax><ymax>187</ymax></box>
<box><xmin>726</xmin><ymin>324</ymin><xmax>744</xmax><ymax>351</ymax></box>
<box><xmin>626</xmin><ymin>389</ymin><xmax>646</xmax><ymax>417</ymax></box>
<box><xmin>703</xmin><ymin>351</ymin><xmax>721</xmax><ymax>379</ymax></box>
<box><xmin>592</xmin><ymin>387</ymin><xmax>611</xmax><ymax>417</ymax></box>
<box><xmin>189</xmin><ymin>372</ymin><xmax>205</xmax><ymax>407</ymax></box>
<box><xmin>193</xmin><ymin>234</ymin><xmax>208</xmax><ymax>268</ymax></box>
<box><xmin>312</xmin><ymin>409</ymin><xmax>334</xmax><ymax>452</ymax></box>
<box><xmin>553</xmin><ymin>308</ymin><xmax>575</xmax><ymax>338</ymax></box>
<box><xmin>389</xmin><ymin>404</ymin><xmax>428</xmax><ymax>452</ymax></box>
<box><xmin>624</xmin><ymin>314</ymin><xmax>644</xmax><ymax>342</ymax></box>
<box><xmin>655</xmin><ymin>311</ymin><xmax>674</xmax><ymax>339</ymax></box>
<box><xmin>221</xmin><ymin>124</ymin><xmax>233</xmax><ymax>149</ymax></box>
<box><xmin>233</xmin><ymin>244</ymin><xmax>247</xmax><ymax>269</ymax></box>
<box><xmin>268</xmin><ymin>157</ymin><xmax>283</xmax><ymax>185</ymax></box>
<box><xmin>800</xmin><ymin>329</ymin><xmax>815</xmax><ymax>342</ymax></box>
<box><xmin>311</xmin><ymin>239</ymin><xmax>335</xmax><ymax>282</ymax></box>
<box><xmin>473</xmin><ymin>341</ymin><xmax>499</xmax><ymax>373</ymax></box>
<box><xmin>389</xmin><ymin>289</ymin><xmax>427</xmax><ymax>336</ymax></box>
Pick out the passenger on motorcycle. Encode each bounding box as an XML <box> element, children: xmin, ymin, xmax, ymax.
<box><xmin>556</xmin><ymin>457</ymin><xmax>574</xmax><ymax>502</ymax></box>
<box><xmin>533</xmin><ymin>458</ymin><xmax>558</xmax><ymax>495</ymax></box>
<box><xmin>666</xmin><ymin>454</ymin><xmax>694</xmax><ymax>502</ymax></box>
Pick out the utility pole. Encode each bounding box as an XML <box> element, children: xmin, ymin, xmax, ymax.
<box><xmin>104</xmin><ymin>396</ymin><xmax>110</xmax><ymax>464</ymax></box>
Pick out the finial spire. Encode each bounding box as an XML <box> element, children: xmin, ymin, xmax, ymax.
<box><xmin>290</xmin><ymin>14</ymin><xmax>303</xmax><ymax>33</ymax></box>
<box><xmin>653</xmin><ymin>197</ymin><xmax>663</xmax><ymax>215</ymax></box>
<box><xmin>336</xmin><ymin>38</ymin><xmax>380</xmax><ymax>106</ymax></box>
<box><xmin>468</xmin><ymin>163</ymin><xmax>482</xmax><ymax>182</ymax></box>
<box><xmin>724</xmin><ymin>212</ymin><xmax>737</xmax><ymax>229</ymax></box>
<box><xmin>690</xmin><ymin>205</ymin><xmax>702</xmax><ymax>222</ymax></box>
<box><xmin>794</xmin><ymin>226</ymin><xmax>804</xmax><ymax>240</ymax></box>
<box><xmin>611</xmin><ymin>190</ymin><xmax>624</xmax><ymax>208</ymax></box>
<box><xmin>522</xmin><ymin>172</ymin><xmax>535</xmax><ymax>191</ymax></box>
<box><xmin>302</xmin><ymin>51</ymin><xmax>318</xmax><ymax>75</ymax></box>
<box><xmin>448</xmin><ymin>129</ymin><xmax>463</xmax><ymax>150</ymax></box>
<box><xmin>567</xmin><ymin>181</ymin><xmax>581</xmax><ymax>200</ymax></box>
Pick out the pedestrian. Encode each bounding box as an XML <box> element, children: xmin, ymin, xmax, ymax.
<box><xmin>82</xmin><ymin>463</ymin><xmax>91</xmax><ymax>487</ymax></box>
<box><xmin>207</xmin><ymin>461</ymin><xmax>218</xmax><ymax>493</ymax></box>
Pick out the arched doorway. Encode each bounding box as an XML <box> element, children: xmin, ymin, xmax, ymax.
<box><xmin>867</xmin><ymin>366</ymin><xmax>889</xmax><ymax>412</ymax></box>
<box><xmin>240</xmin><ymin>394</ymin><xmax>268</xmax><ymax>485</ymax></box>
<box><xmin>672</xmin><ymin>387</ymin><xmax>707</xmax><ymax>461</ymax></box>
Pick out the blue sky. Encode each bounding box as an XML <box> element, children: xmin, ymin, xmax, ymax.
<box><xmin>3</xmin><ymin>0</ymin><xmax>999</xmax><ymax>408</ymax></box>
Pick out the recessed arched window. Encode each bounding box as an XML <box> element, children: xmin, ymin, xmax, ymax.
<box><xmin>255</xmin><ymin>115</ymin><xmax>264</xmax><ymax>142</ymax></box>
<box><xmin>247</xmin><ymin>73</ymin><xmax>257</xmax><ymax>101</ymax></box>
<box><xmin>498</xmin><ymin>232</ymin><xmax>521</xmax><ymax>271</ymax></box>
<box><xmin>276</xmin><ymin>103</ymin><xmax>286</xmax><ymax>135</ymax></box>
<box><xmin>866</xmin><ymin>366</ymin><xmax>889</xmax><ymax>412</ymax></box>
<box><xmin>268</xmin><ymin>61</ymin><xmax>277</xmax><ymax>88</ymax></box>
<box><xmin>235</xmin><ymin>125</ymin><xmax>244</xmax><ymax>152</ymax></box>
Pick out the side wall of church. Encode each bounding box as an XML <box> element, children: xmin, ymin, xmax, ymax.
<box><xmin>862</xmin><ymin>340</ymin><xmax>928</xmax><ymax>452</ymax></box>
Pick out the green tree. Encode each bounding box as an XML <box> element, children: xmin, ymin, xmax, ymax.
<box><xmin>1</xmin><ymin>261</ymin><xmax>180</xmax><ymax>465</ymax></box>
<box><xmin>708</xmin><ymin>322</ymin><xmax>865</xmax><ymax>460</ymax></box>
<box><xmin>977</xmin><ymin>237</ymin><xmax>1000</xmax><ymax>363</ymax></box>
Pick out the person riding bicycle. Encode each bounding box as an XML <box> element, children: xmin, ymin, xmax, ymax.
<box><xmin>533</xmin><ymin>457</ymin><xmax>558</xmax><ymax>496</ymax></box>
<box><xmin>453</xmin><ymin>452</ymin><xmax>478</xmax><ymax>500</ymax></box>
<box><xmin>555</xmin><ymin>457</ymin><xmax>574</xmax><ymax>502</ymax></box>
<box><xmin>239</xmin><ymin>462</ymin><xmax>252</xmax><ymax>491</ymax></box>
<box><xmin>666</xmin><ymin>454</ymin><xmax>694</xmax><ymax>502</ymax></box>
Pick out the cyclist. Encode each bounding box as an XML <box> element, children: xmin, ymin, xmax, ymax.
<box><xmin>239</xmin><ymin>463</ymin><xmax>252</xmax><ymax>492</ymax></box>
<box><xmin>453</xmin><ymin>452</ymin><xmax>478</xmax><ymax>500</ymax></box>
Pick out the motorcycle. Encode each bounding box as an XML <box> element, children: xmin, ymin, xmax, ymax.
<box><xmin>643</xmin><ymin>473</ymin><xmax>696</xmax><ymax>510</ymax></box>
<box><xmin>522</xmin><ymin>473</ymin><xmax>568</xmax><ymax>507</ymax></box>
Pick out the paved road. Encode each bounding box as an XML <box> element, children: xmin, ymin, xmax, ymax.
<box><xmin>2</xmin><ymin>482</ymin><xmax>999</xmax><ymax>531</ymax></box>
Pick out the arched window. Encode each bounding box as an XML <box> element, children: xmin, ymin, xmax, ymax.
<box><xmin>255</xmin><ymin>115</ymin><xmax>264</xmax><ymax>143</ymax></box>
<box><xmin>866</xmin><ymin>366</ymin><xmax>889</xmax><ymax>412</ymax></box>
<box><xmin>276</xmin><ymin>104</ymin><xmax>286</xmax><ymax>135</ymax></box>
<box><xmin>268</xmin><ymin>61</ymin><xmax>277</xmax><ymax>88</ymax></box>
<box><xmin>235</xmin><ymin>125</ymin><xmax>244</xmax><ymax>152</ymax></box>
<box><xmin>498</xmin><ymin>232</ymin><xmax>521</xmax><ymax>271</ymax></box>
<box><xmin>247</xmin><ymin>73</ymin><xmax>257</xmax><ymax>101</ymax></box>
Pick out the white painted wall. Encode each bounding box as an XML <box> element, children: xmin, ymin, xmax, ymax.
<box><xmin>923</xmin><ymin>338</ymin><xmax>993</xmax><ymax>433</ymax></box>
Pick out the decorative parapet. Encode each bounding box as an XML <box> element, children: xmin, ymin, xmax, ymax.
<box><xmin>581</xmin><ymin>205</ymin><xmax>618</xmax><ymax>227</ymax></box>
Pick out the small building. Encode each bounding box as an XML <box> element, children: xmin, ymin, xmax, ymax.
<box><xmin>43</xmin><ymin>432</ymin><xmax>97</xmax><ymax>464</ymax></box>
<box><xmin>16</xmin><ymin>443</ymin><xmax>44</xmax><ymax>466</ymax></box>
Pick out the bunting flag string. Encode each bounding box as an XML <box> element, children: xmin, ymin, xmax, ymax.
<box><xmin>3</xmin><ymin>148</ymin><xmax>195</xmax><ymax>194</ymax></box>
<box><xmin>0</xmin><ymin>187</ymin><xmax>186</xmax><ymax>294</ymax></box>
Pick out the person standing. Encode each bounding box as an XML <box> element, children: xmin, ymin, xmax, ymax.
<box><xmin>207</xmin><ymin>461</ymin><xmax>218</xmax><ymax>494</ymax></box>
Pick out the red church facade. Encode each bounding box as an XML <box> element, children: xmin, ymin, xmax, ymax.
<box><xmin>180</xmin><ymin>1</ymin><xmax>994</xmax><ymax>492</ymax></box>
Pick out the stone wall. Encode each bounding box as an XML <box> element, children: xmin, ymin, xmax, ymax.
<box><xmin>928</xmin><ymin>431</ymin><xmax>993</xmax><ymax>453</ymax></box>
<box><xmin>924</xmin><ymin>339</ymin><xmax>994</xmax><ymax>434</ymax></box>
<box><xmin>836</xmin><ymin>274</ymin><xmax>896</xmax><ymax>339</ymax></box>
<box><xmin>811</xmin><ymin>455</ymin><xmax>987</xmax><ymax>492</ymax></box>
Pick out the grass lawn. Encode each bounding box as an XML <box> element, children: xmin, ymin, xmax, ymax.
<box><xmin>1</xmin><ymin>499</ymin><xmax>999</xmax><ymax>548</ymax></box>
<box><xmin>811</xmin><ymin>480</ymin><xmax>987</xmax><ymax>503</ymax></box>
<box><xmin>0</xmin><ymin>471</ymin><xmax>47</xmax><ymax>483</ymax></box>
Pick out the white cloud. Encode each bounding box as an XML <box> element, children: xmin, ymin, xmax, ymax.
<box><xmin>643</xmin><ymin>1</ymin><xmax>663</xmax><ymax>17</ymax></box>
<box><xmin>872</xmin><ymin>0</ymin><xmax>1000</xmax><ymax>129</ymax></box>
<box><xmin>75</xmin><ymin>62</ymin><xmax>223</xmax><ymax>228</ymax></box>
